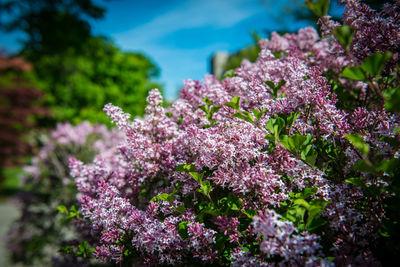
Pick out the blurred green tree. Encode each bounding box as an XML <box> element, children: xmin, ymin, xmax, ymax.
<box><xmin>0</xmin><ymin>0</ymin><xmax>104</xmax><ymax>56</ymax></box>
<box><xmin>0</xmin><ymin>55</ymin><xmax>48</xmax><ymax>188</ymax></box>
<box><xmin>0</xmin><ymin>0</ymin><xmax>162</xmax><ymax>125</ymax></box>
<box><xmin>31</xmin><ymin>36</ymin><xmax>161</xmax><ymax>125</ymax></box>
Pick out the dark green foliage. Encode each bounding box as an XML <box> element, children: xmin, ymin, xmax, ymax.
<box><xmin>342</xmin><ymin>52</ymin><xmax>393</xmax><ymax>82</ymax></box>
<box><xmin>336</xmin><ymin>40</ymin><xmax>400</xmax><ymax>264</ymax></box>
<box><xmin>384</xmin><ymin>87</ymin><xmax>400</xmax><ymax>112</ymax></box>
<box><xmin>0</xmin><ymin>0</ymin><xmax>105</xmax><ymax>55</ymax></box>
<box><xmin>278</xmin><ymin>187</ymin><xmax>330</xmax><ymax>232</ymax></box>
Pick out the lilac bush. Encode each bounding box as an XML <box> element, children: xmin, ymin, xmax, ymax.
<box><xmin>10</xmin><ymin>0</ymin><xmax>400</xmax><ymax>266</ymax></box>
<box><xmin>66</xmin><ymin>1</ymin><xmax>400</xmax><ymax>265</ymax></box>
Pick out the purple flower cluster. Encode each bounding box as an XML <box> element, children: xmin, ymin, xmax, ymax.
<box><xmin>342</xmin><ymin>0</ymin><xmax>400</xmax><ymax>65</ymax></box>
<box><xmin>253</xmin><ymin>209</ymin><xmax>322</xmax><ymax>265</ymax></box>
<box><xmin>64</xmin><ymin>1</ymin><xmax>400</xmax><ymax>265</ymax></box>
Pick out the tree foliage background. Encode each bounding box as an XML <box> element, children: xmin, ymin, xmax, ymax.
<box><xmin>0</xmin><ymin>0</ymin><xmax>162</xmax><ymax>125</ymax></box>
<box><xmin>0</xmin><ymin>0</ymin><xmax>162</xmax><ymax>190</ymax></box>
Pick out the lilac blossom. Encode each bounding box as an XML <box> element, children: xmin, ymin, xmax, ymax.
<box><xmin>63</xmin><ymin>1</ymin><xmax>400</xmax><ymax>265</ymax></box>
<box><xmin>253</xmin><ymin>209</ymin><xmax>322</xmax><ymax>266</ymax></box>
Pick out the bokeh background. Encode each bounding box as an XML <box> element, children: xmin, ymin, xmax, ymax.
<box><xmin>3</xmin><ymin>0</ymin><xmax>387</xmax><ymax>265</ymax></box>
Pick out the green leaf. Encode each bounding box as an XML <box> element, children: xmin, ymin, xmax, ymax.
<box><xmin>56</xmin><ymin>205</ymin><xmax>68</xmax><ymax>214</ymax></box>
<box><xmin>210</xmin><ymin>105</ymin><xmax>222</xmax><ymax>115</ymax></box>
<box><xmin>279</xmin><ymin>135</ymin><xmax>291</xmax><ymax>150</ymax></box>
<box><xmin>345</xmin><ymin>177</ymin><xmax>364</xmax><ymax>187</ymax></box>
<box><xmin>225</xmin><ymin>102</ymin><xmax>236</xmax><ymax>110</ymax></box>
<box><xmin>229</xmin><ymin>198</ymin><xmax>242</xmax><ymax>211</ymax></box>
<box><xmin>342</xmin><ymin>66</ymin><xmax>367</xmax><ymax>81</ymax></box>
<box><xmin>76</xmin><ymin>241</ymin><xmax>92</xmax><ymax>258</ymax></box>
<box><xmin>200</xmin><ymin>180</ymin><xmax>212</xmax><ymax>196</ymax></box>
<box><xmin>377</xmin><ymin>158</ymin><xmax>400</xmax><ymax>173</ymax></box>
<box><xmin>224</xmin><ymin>96</ymin><xmax>240</xmax><ymax>110</ymax></box>
<box><xmin>68</xmin><ymin>205</ymin><xmax>79</xmax><ymax>220</ymax></box>
<box><xmin>59</xmin><ymin>246</ymin><xmax>74</xmax><ymax>255</ymax></box>
<box><xmin>280</xmin><ymin>134</ymin><xmax>314</xmax><ymax>155</ymax></box>
<box><xmin>361</xmin><ymin>52</ymin><xmax>393</xmax><ymax>77</ymax></box>
<box><xmin>333</xmin><ymin>25</ymin><xmax>354</xmax><ymax>49</ymax></box>
<box><xmin>198</xmin><ymin>201</ymin><xmax>219</xmax><ymax>217</ymax></box>
<box><xmin>307</xmin><ymin>217</ymin><xmax>328</xmax><ymax>231</ymax></box>
<box><xmin>307</xmin><ymin>199</ymin><xmax>330</xmax><ymax>223</ymax></box>
<box><xmin>293</xmin><ymin>207</ymin><xmax>307</xmax><ymax>224</ymax></box>
<box><xmin>384</xmin><ymin>88</ymin><xmax>400</xmax><ymax>112</ymax></box>
<box><xmin>233</xmin><ymin>112</ymin><xmax>255</xmax><ymax>124</ymax></box>
<box><xmin>243</xmin><ymin>111</ymin><xmax>255</xmax><ymax>124</ymax></box>
<box><xmin>264</xmin><ymin>81</ymin><xmax>276</xmax><ymax>90</ymax></box>
<box><xmin>150</xmin><ymin>193</ymin><xmax>170</xmax><ymax>202</ymax></box>
<box><xmin>241</xmin><ymin>209</ymin><xmax>257</xmax><ymax>218</ymax></box>
<box><xmin>218</xmin><ymin>194</ymin><xmax>243</xmax><ymax>214</ymax></box>
<box><xmin>57</xmin><ymin>205</ymin><xmax>79</xmax><ymax>222</ymax></box>
<box><xmin>378</xmin><ymin>227</ymin><xmax>390</xmax><ymax>238</ymax></box>
<box><xmin>294</xmin><ymin>199</ymin><xmax>310</xmax><ymax>210</ymax></box>
<box><xmin>265</xmin><ymin>80</ymin><xmax>286</xmax><ymax>98</ymax></box>
<box><xmin>277</xmin><ymin>80</ymin><xmax>286</xmax><ymax>90</ymax></box>
<box><xmin>70</xmin><ymin>205</ymin><xmax>78</xmax><ymax>213</ymax></box>
<box><xmin>284</xmin><ymin>190</ymin><xmax>330</xmax><ymax>232</ymax></box>
<box><xmin>252</xmin><ymin>108</ymin><xmax>267</xmax><ymax>121</ymax></box>
<box><xmin>178</xmin><ymin>221</ymin><xmax>189</xmax><ymax>240</ymax></box>
<box><xmin>345</xmin><ymin>134</ymin><xmax>370</xmax><ymax>156</ymax></box>
<box><xmin>273</xmin><ymin>51</ymin><xmax>287</xmax><ymax>59</ymax></box>
<box><xmin>301</xmin><ymin>145</ymin><xmax>318</xmax><ymax>166</ymax></box>
<box><xmin>199</xmin><ymin>105</ymin><xmax>208</xmax><ymax>114</ymax></box>
<box><xmin>305</xmin><ymin>0</ymin><xmax>330</xmax><ymax>17</ymax></box>
<box><xmin>223</xmin><ymin>69</ymin><xmax>236</xmax><ymax>78</ymax></box>
<box><xmin>351</xmin><ymin>160</ymin><xmax>377</xmax><ymax>174</ymax></box>
<box><xmin>286</xmin><ymin>111</ymin><xmax>300</xmax><ymax>128</ymax></box>
<box><xmin>175</xmin><ymin>164</ymin><xmax>196</xmax><ymax>173</ymax></box>
<box><xmin>294</xmin><ymin>187</ymin><xmax>318</xmax><ymax>199</ymax></box>
<box><xmin>266</xmin><ymin>117</ymin><xmax>285</xmax><ymax>140</ymax></box>
<box><xmin>190</xmin><ymin>171</ymin><xmax>204</xmax><ymax>183</ymax></box>
<box><xmin>309</xmin><ymin>198</ymin><xmax>331</xmax><ymax>210</ymax></box>
<box><xmin>215</xmin><ymin>233</ymin><xmax>226</xmax><ymax>252</ymax></box>
<box><xmin>204</xmin><ymin>96</ymin><xmax>213</xmax><ymax>106</ymax></box>
<box><xmin>175</xmin><ymin>205</ymin><xmax>186</xmax><ymax>214</ymax></box>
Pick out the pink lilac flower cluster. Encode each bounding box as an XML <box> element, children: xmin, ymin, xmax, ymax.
<box><xmin>68</xmin><ymin>1</ymin><xmax>400</xmax><ymax>266</ymax></box>
<box><xmin>252</xmin><ymin>209</ymin><xmax>322</xmax><ymax>265</ymax></box>
<box><xmin>23</xmin><ymin>121</ymin><xmax>122</xmax><ymax>183</ymax></box>
<box><xmin>259</xmin><ymin>26</ymin><xmax>349</xmax><ymax>73</ymax></box>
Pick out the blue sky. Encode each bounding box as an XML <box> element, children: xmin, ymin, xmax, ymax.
<box><xmin>0</xmin><ymin>0</ymin><xmax>344</xmax><ymax>100</ymax></box>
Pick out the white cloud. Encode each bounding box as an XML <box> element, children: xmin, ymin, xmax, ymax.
<box><xmin>113</xmin><ymin>0</ymin><xmax>263</xmax><ymax>49</ymax></box>
<box><xmin>109</xmin><ymin>0</ymin><xmax>264</xmax><ymax>100</ymax></box>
